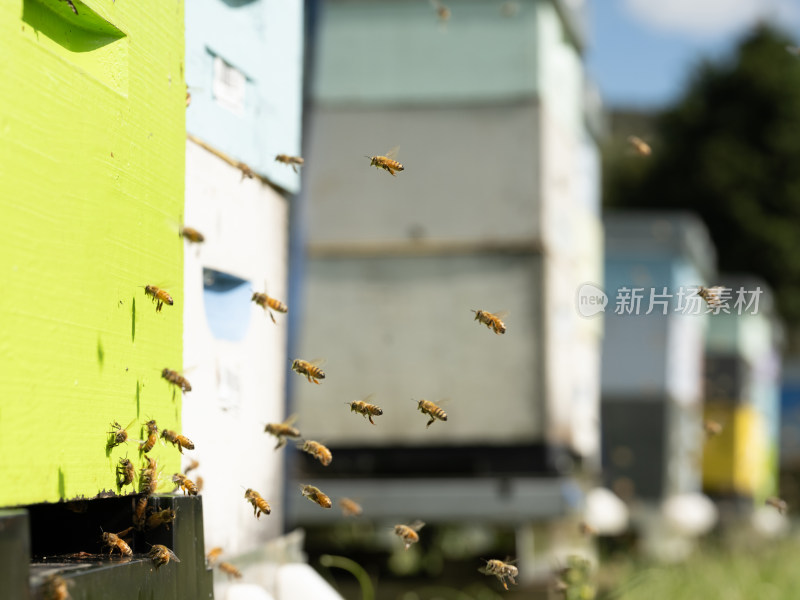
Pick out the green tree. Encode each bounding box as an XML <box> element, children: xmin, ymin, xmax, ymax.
<box><xmin>604</xmin><ymin>25</ymin><xmax>800</xmax><ymax>346</ymax></box>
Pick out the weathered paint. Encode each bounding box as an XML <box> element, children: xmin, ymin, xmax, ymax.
<box><xmin>0</xmin><ymin>0</ymin><xmax>185</xmax><ymax>506</ymax></box>
<box><xmin>185</xmin><ymin>0</ymin><xmax>304</xmax><ymax>192</ymax></box>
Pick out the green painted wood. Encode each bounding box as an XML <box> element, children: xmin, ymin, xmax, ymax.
<box><xmin>0</xmin><ymin>0</ymin><xmax>185</xmax><ymax>507</ymax></box>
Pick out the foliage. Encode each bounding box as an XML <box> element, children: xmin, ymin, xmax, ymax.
<box><xmin>603</xmin><ymin>25</ymin><xmax>800</xmax><ymax>345</ymax></box>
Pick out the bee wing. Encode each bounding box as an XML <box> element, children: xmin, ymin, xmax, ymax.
<box><xmin>123</xmin><ymin>418</ymin><xmax>137</xmax><ymax>432</ymax></box>
<box><xmin>409</xmin><ymin>520</ymin><xmax>426</xmax><ymax>531</ymax></box>
<box><xmin>282</xmin><ymin>413</ymin><xmax>299</xmax><ymax>427</ymax></box>
<box><xmin>167</xmin><ymin>548</ymin><xmax>181</xmax><ymax>562</ymax></box>
<box><xmin>307</xmin><ymin>358</ymin><xmax>326</xmax><ymax>367</ymax></box>
<box><xmin>360</xmin><ymin>393</ymin><xmax>376</xmax><ymax>403</ymax></box>
<box><xmin>384</xmin><ymin>146</ymin><xmax>400</xmax><ymax>160</ymax></box>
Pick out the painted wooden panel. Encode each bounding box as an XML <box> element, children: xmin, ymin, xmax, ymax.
<box><xmin>185</xmin><ymin>0</ymin><xmax>304</xmax><ymax>193</ymax></box>
<box><xmin>0</xmin><ymin>0</ymin><xmax>185</xmax><ymax>507</ymax></box>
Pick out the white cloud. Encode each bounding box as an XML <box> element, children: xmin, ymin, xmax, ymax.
<box><xmin>623</xmin><ymin>0</ymin><xmax>800</xmax><ymax>38</ymax></box>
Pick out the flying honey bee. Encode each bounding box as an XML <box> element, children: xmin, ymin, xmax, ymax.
<box><xmin>139</xmin><ymin>419</ymin><xmax>159</xmax><ymax>454</ymax></box>
<box><xmin>252</xmin><ymin>289</ymin><xmax>288</xmax><ymax>324</ymax></box>
<box><xmin>107</xmin><ymin>419</ymin><xmax>135</xmax><ymax>449</ymax></box>
<box><xmin>366</xmin><ymin>147</ymin><xmax>404</xmax><ymax>176</ymax></box>
<box><xmin>766</xmin><ymin>496</ymin><xmax>788</xmax><ymax>515</ymax></box>
<box><xmin>265</xmin><ymin>415</ymin><xmax>301</xmax><ymax>450</ymax></box>
<box><xmin>472</xmin><ymin>309</ymin><xmax>507</xmax><ymax>335</ymax></box>
<box><xmin>117</xmin><ymin>458</ymin><xmax>136</xmax><ymax>489</ymax></box>
<box><xmin>431</xmin><ymin>0</ymin><xmax>451</xmax><ymax>22</ymax></box>
<box><xmin>180</xmin><ymin>226</ymin><xmax>205</xmax><ymax>244</ymax></box>
<box><xmin>302</xmin><ymin>440</ymin><xmax>333</xmax><ymax>466</ymax></box>
<box><xmin>41</xmin><ymin>573</ymin><xmax>71</xmax><ymax>600</ymax></box>
<box><xmin>185</xmin><ymin>458</ymin><xmax>200</xmax><ymax>474</ymax></box>
<box><xmin>162</xmin><ymin>368</ymin><xmax>192</xmax><ymax>393</ymax></box>
<box><xmin>703</xmin><ymin>419</ymin><xmax>723</xmax><ymax>438</ymax></box>
<box><xmin>415</xmin><ymin>399</ymin><xmax>448</xmax><ymax>428</ymax></box>
<box><xmin>275</xmin><ymin>154</ymin><xmax>305</xmax><ymax>173</ymax></box>
<box><xmin>101</xmin><ymin>531</ymin><xmax>133</xmax><ymax>557</ymax></box>
<box><xmin>346</xmin><ymin>397</ymin><xmax>384</xmax><ymax>425</ymax></box>
<box><xmin>195</xmin><ymin>476</ymin><xmax>204</xmax><ymax>491</ymax></box>
<box><xmin>291</xmin><ymin>359</ymin><xmax>325</xmax><ymax>384</ymax></box>
<box><xmin>479</xmin><ymin>558</ymin><xmax>519</xmax><ymax>591</ymax></box>
<box><xmin>147</xmin><ymin>508</ymin><xmax>177</xmax><ymax>531</ymax></box>
<box><xmin>339</xmin><ymin>498</ymin><xmax>363</xmax><ymax>517</ymax></box>
<box><xmin>133</xmin><ymin>495</ymin><xmax>149</xmax><ymax>530</ymax></box>
<box><xmin>172</xmin><ymin>473</ymin><xmax>199</xmax><ymax>496</ymax></box>
<box><xmin>218</xmin><ymin>562</ymin><xmax>243</xmax><ymax>580</ymax></box>
<box><xmin>301</xmin><ymin>484</ymin><xmax>332</xmax><ymax>509</ymax></box>
<box><xmin>244</xmin><ymin>488</ymin><xmax>271</xmax><ymax>518</ymax></box>
<box><xmin>697</xmin><ymin>285</ymin><xmax>725</xmax><ymax>309</ymax></box>
<box><xmin>207</xmin><ymin>547</ymin><xmax>224</xmax><ymax>565</ymax></box>
<box><xmin>161</xmin><ymin>429</ymin><xmax>195</xmax><ymax>454</ymax></box>
<box><xmin>578</xmin><ymin>521</ymin><xmax>597</xmax><ymax>537</ymax></box>
<box><xmin>140</xmin><ymin>457</ymin><xmax>159</xmax><ymax>495</ymax></box>
<box><xmin>144</xmin><ymin>285</ymin><xmax>173</xmax><ymax>312</ymax></box>
<box><xmin>627</xmin><ymin>135</ymin><xmax>652</xmax><ymax>156</ymax></box>
<box><xmin>148</xmin><ymin>544</ymin><xmax>180</xmax><ymax>570</ymax></box>
<box><xmin>394</xmin><ymin>520</ymin><xmax>425</xmax><ymax>550</ymax></box>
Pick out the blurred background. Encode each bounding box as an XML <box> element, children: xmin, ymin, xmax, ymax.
<box><xmin>3</xmin><ymin>0</ymin><xmax>800</xmax><ymax>599</ymax></box>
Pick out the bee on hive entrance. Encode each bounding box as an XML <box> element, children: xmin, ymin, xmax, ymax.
<box><xmin>414</xmin><ymin>399</ymin><xmax>448</xmax><ymax>428</ymax></box>
<box><xmin>291</xmin><ymin>359</ymin><xmax>325</xmax><ymax>384</ymax></box>
<box><xmin>139</xmin><ymin>419</ymin><xmax>158</xmax><ymax>454</ymax></box>
<box><xmin>172</xmin><ymin>473</ymin><xmax>198</xmax><ymax>496</ymax></box>
<box><xmin>149</xmin><ymin>544</ymin><xmax>180</xmax><ymax>570</ymax></box>
<box><xmin>366</xmin><ymin>147</ymin><xmax>404</xmax><ymax>176</ymax></box>
<box><xmin>107</xmin><ymin>419</ymin><xmax>135</xmax><ymax>449</ymax></box>
<box><xmin>394</xmin><ymin>520</ymin><xmax>425</xmax><ymax>550</ymax></box>
<box><xmin>472</xmin><ymin>309</ymin><xmax>507</xmax><ymax>335</ymax></box>
<box><xmin>116</xmin><ymin>457</ymin><xmax>136</xmax><ymax>489</ymax></box>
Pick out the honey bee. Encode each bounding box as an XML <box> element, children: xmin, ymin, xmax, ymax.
<box><xmin>133</xmin><ymin>495</ymin><xmax>149</xmax><ymax>530</ymax></box>
<box><xmin>275</xmin><ymin>154</ymin><xmax>305</xmax><ymax>173</ymax></box>
<box><xmin>252</xmin><ymin>290</ymin><xmax>288</xmax><ymax>324</ymax></box>
<box><xmin>244</xmin><ymin>488</ymin><xmax>271</xmax><ymax>518</ymax></box>
<box><xmin>116</xmin><ymin>458</ymin><xmax>136</xmax><ymax>489</ymax></box>
<box><xmin>185</xmin><ymin>458</ymin><xmax>200</xmax><ymax>474</ymax></box>
<box><xmin>265</xmin><ymin>415</ymin><xmax>301</xmax><ymax>450</ymax></box>
<box><xmin>346</xmin><ymin>397</ymin><xmax>384</xmax><ymax>425</ymax></box>
<box><xmin>578</xmin><ymin>521</ymin><xmax>597</xmax><ymax>537</ymax></box>
<box><xmin>697</xmin><ymin>286</ymin><xmax>725</xmax><ymax>309</ymax></box>
<box><xmin>101</xmin><ymin>531</ymin><xmax>133</xmax><ymax>557</ymax></box>
<box><xmin>219</xmin><ymin>562</ymin><xmax>243</xmax><ymax>579</ymax></box>
<box><xmin>172</xmin><ymin>473</ymin><xmax>198</xmax><ymax>496</ymax></box>
<box><xmin>148</xmin><ymin>544</ymin><xmax>180</xmax><ymax>570</ymax></box>
<box><xmin>180</xmin><ymin>226</ymin><xmax>205</xmax><ymax>244</ymax></box>
<box><xmin>366</xmin><ymin>147</ymin><xmax>404</xmax><ymax>176</ymax></box>
<box><xmin>140</xmin><ymin>457</ymin><xmax>159</xmax><ymax>495</ymax></box>
<box><xmin>107</xmin><ymin>419</ymin><xmax>135</xmax><ymax>449</ymax></box>
<box><xmin>431</xmin><ymin>0</ymin><xmax>451</xmax><ymax>22</ymax></box>
<box><xmin>302</xmin><ymin>440</ymin><xmax>333</xmax><ymax>466</ymax></box>
<box><xmin>291</xmin><ymin>359</ymin><xmax>325</xmax><ymax>384</ymax></box>
<box><xmin>206</xmin><ymin>547</ymin><xmax>224</xmax><ymax>565</ymax></box>
<box><xmin>766</xmin><ymin>496</ymin><xmax>788</xmax><ymax>515</ymax></box>
<box><xmin>339</xmin><ymin>497</ymin><xmax>363</xmax><ymax>517</ymax></box>
<box><xmin>479</xmin><ymin>558</ymin><xmax>519</xmax><ymax>591</ymax></box>
<box><xmin>139</xmin><ymin>419</ymin><xmax>159</xmax><ymax>454</ymax></box>
<box><xmin>237</xmin><ymin>161</ymin><xmax>255</xmax><ymax>180</ymax></box>
<box><xmin>472</xmin><ymin>309</ymin><xmax>507</xmax><ymax>335</ymax></box>
<box><xmin>394</xmin><ymin>520</ymin><xmax>425</xmax><ymax>550</ymax></box>
<box><xmin>703</xmin><ymin>419</ymin><xmax>723</xmax><ymax>438</ymax></box>
<box><xmin>41</xmin><ymin>573</ymin><xmax>71</xmax><ymax>600</ymax></box>
<box><xmin>147</xmin><ymin>508</ymin><xmax>177</xmax><ymax>531</ymax></box>
<box><xmin>627</xmin><ymin>135</ymin><xmax>652</xmax><ymax>156</ymax></box>
<box><xmin>301</xmin><ymin>484</ymin><xmax>332</xmax><ymax>509</ymax></box>
<box><xmin>415</xmin><ymin>399</ymin><xmax>448</xmax><ymax>428</ymax></box>
<box><xmin>162</xmin><ymin>368</ymin><xmax>192</xmax><ymax>393</ymax></box>
<box><xmin>144</xmin><ymin>285</ymin><xmax>173</xmax><ymax>312</ymax></box>
<box><xmin>161</xmin><ymin>429</ymin><xmax>195</xmax><ymax>454</ymax></box>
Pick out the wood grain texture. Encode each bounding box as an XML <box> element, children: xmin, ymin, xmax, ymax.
<box><xmin>0</xmin><ymin>0</ymin><xmax>185</xmax><ymax>506</ymax></box>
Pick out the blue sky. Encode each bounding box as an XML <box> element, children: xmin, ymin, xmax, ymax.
<box><xmin>585</xmin><ymin>0</ymin><xmax>800</xmax><ymax>109</ymax></box>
